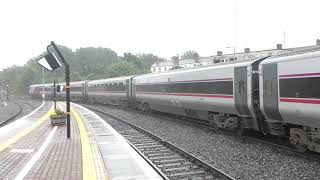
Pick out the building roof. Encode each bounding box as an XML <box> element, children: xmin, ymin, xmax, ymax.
<box><xmin>151</xmin><ymin>61</ymin><xmax>174</xmax><ymax>67</ymax></box>
<box><xmin>199</xmin><ymin>57</ymin><xmax>212</xmax><ymax>63</ymax></box>
<box><xmin>150</xmin><ymin>43</ymin><xmax>320</xmax><ymax>69</ymax></box>
<box><xmin>178</xmin><ymin>58</ymin><xmax>196</xmax><ymax>65</ymax></box>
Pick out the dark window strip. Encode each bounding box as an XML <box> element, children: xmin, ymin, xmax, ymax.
<box><xmin>280</xmin><ymin>77</ymin><xmax>320</xmax><ymax>99</ymax></box>
<box><xmin>136</xmin><ymin>81</ymin><xmax>233</xmax><ymax>95</ymax></box>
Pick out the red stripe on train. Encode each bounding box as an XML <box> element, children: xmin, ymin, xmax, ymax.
<box><xmin>137</xmin><ymin>92</ymin><xmax>233</xmax><ymax>99</ymax></box>
<box><xmin>280</xmin><ymin>98</ymin><xmax>320</xmax><ymax>104</ymax></box>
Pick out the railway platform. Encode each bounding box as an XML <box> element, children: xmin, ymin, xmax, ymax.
<box><xmin>0</xmin><ymin>101</ymin><xmax>163</xmax><ymax>180</ymax></box>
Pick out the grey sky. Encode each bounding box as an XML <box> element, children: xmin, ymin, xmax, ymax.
<box><xmin>0</xmin><ymin>0</ymin><xmax>319</xmax><ymax>70</ymax></box>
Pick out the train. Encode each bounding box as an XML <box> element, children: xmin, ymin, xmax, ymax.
<box><xmin>29</xmin><ymin>50</ymin><xmax>320</xmax><ymax>153</ymax></box>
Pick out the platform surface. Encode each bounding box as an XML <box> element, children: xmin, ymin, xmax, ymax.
<box><xmin>0</xmin><ymin>101</ymin><xmax>163</xmax><ymax>180</ymax></box>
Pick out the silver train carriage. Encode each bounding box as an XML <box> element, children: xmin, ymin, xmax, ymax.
<box><xmin>132</xmin><ymin>59</ymin><xmax>269</xmax><ymax>133</ymax></box>
<box><xmin>259</xmin><ymin>50</ymin><xmax>320</xmax><ymax>152</ymax></box>
<box><xmin>29</xmin><ymin>83</ymin><xmax>53</xmax><ymax>99</ymax></box>
<box><xmin>87</xmin><ymin>76</ymin><xmax>135</xmax><ymax>106</ymax></box>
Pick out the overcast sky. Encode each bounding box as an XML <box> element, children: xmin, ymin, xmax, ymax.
<box><xmin>0</xmin><ymin>0</ymin><xmax>319</xmax><ymax>70</ymax></box>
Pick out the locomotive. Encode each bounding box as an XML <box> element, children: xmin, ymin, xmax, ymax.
<box><xmin>29</xmin><ymin>50</ymin><xmax>320</xmax><ymax>153</ymax></box>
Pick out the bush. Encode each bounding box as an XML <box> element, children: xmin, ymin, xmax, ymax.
<box><xmin>50</xmin><ymin>109</ymin><xmax>66</xmax><ymax>119</ymax></box>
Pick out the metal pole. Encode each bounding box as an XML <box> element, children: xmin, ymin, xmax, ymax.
<box><xmin>42</xmin><ymin>67</ymin><xmax>45</xmax><ymax>102</ymax></box>
<box><xmin>50</xmin><ymin>41</ymin><xmax>71</xmax><ymax>138</ymax></box>
<box><xmin>233</xmin><ymin>47</ymin><xmax>236</xmax><ymax>61</ymax></box>
<box><xmin>234</xmin><ymin>0</ymin><xmax>238</xmax><ymax>54</ymax></box>
<box><xmin>53</xmin><ymin>80</ymin><xmax>56</xmax><ymax>110</ymax></box>
<box><xmin>6</xmin><ymin>84</ymin><xmax>8</xmax><ymax>100</ymax></box>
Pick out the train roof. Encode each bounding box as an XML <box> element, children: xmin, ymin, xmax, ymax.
<box><xmin>135</xmin><ymin>57</ymin><xmax>264</xmax><ymax>79</ymax></box>
<box><xmin>88</xmin><ymin>75</ymin><xmax>135</xmax><ymax>84</ymax></box>
<box><xmin>30</xmin><ymin>83</ymin><xmax>52</xmax><ymax>87</ymax></box>
<box><xmin>261</xmin><ymin>48</ymin><xmax>320</xmax><ymax>65</ymax></box>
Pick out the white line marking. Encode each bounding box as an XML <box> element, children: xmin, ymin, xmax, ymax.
<box><xmin>10</xmin><ymin>149</ymin><xmax>34</xmax><ymax>153</ymax></box>
<box><xmin>14</xmin><ymin>126</ymin><xmax>57</xmax><ymax>180</ymax></box>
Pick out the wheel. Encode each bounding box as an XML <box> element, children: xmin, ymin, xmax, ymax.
<box><xmin>236</xmin><ymin>119</ymin><xmax>246</xmax><ymax>136</ymax></box>
<box><xmin>295</xmin><ymin>144</ymin><xmax>308</xmax><ymax>152</ymax></box>
<box><xmin>142</xmin><ymin>103</ymin><xmax>150</xmax><ymax>113</ymax></box>
<box><xmin>289</xmin><ymin>134</ymin><xmax>308</xmax><ymax>152</ymax></box>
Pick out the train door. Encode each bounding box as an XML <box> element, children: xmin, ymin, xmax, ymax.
<box><xmin>131</xmin><ymin>78</ymin><xmax>136</xmax><ymax>102</ymax></box>
<box><xmin>234</xmin><ymin>67</ymin><xmax>251</xmax><ymax>116</ymax></box>
<box><xmin>262</xmin><ymin>64</ymin><xmax>282</xmax><ymax>121</ymax></box>
<box><xmin>125</xmin><ymin>79</ymin><xmax>130</xmax><ymax>100</ymax></box>
<box><xmin>82</xmin><ymin>83</ymin><xmax>85</xmax><ymax>96</ymax></box>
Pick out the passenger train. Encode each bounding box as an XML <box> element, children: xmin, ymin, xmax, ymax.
<box><xmin>29</xmin><ymin>50</ymin><xmax>320</xmax><ymax>153</ymax></box>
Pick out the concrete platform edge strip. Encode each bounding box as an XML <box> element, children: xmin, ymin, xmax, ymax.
<box><xmin>71</xmin><ymin>107</ymin><xmax>98</xmax><ymax>180</ymax></box>
<box><xmin>0</xmin><ymin>102</ymin><xmax>53</xmax><ymax>152</ymax></box>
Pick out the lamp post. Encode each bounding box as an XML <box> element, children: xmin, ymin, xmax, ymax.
<box><xmin>53</xmin><ymin>70</ymin><xmax>57</xmax><ymax>111</ymax></box>
<box><xmin>226</xmin><ymin>46</ymin><xmax>236</xmax><ymax>61</ymax></box>
<box><xmin>33</xmin><ymin>41</ymin><xmax>71</xmax><ymax>138</ymax></box>
<box><xmin>5</xmin><ymin>80</ymin><xmax>9</xmax><ymax>100</ymax></box>
<box><xmin>49</xmin><ymin>42</ymin><xmax>71</xmax><ymax>138</ymax></box>
<box><xmin>42</xmin><ymin>67</ymin><xmax>45</xmax><ymax>102</ymax></box>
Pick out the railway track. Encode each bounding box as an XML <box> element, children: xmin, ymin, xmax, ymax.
<box><xmin>84</xmin><ymin>103</ymin><xmax>320</xmax><ymax>162</ymax></box>
<box><xmin>0</xmin><ymin>101</ymin><xmax>23</xmax><ymax>127</ymax></box>
<box><xmin>88</xmin><ymin>106</ymin><xmax>235</xmax><ymax>180</ymax></box>
<box><xmin>0</xmin><ymin>99</ymin><xmax>37</xmax><ymax>127</ymax></box>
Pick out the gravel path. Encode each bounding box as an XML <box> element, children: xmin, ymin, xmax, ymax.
<box><xmin>84</xmin><ymin>104</ymin><xmax>320</xmax><ymax>180</ymax></box>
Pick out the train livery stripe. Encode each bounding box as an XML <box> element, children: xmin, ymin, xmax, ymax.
<box><xmin>137</xmin><ymin>77</ymin><xmax>233</xmax><ymax>85</ymax></box>
<box><xmin>279</xmin><ymin>72</ymin><xmax>320</xmax><ymax>79</ymax></box>
<box><xmin>137</xmin><ymin>92</ymin><xmax>233</xmax><ymax>99</ymax></box>
<box><xmin>280</xmin><ymin>98</ymin><xmax>320</xmax><ymax>104</ymax></box>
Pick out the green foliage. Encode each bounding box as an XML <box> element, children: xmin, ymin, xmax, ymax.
<box><xmin>50</xmin><ymin>108</ymin><xmax>66</xmax><ymax>119</ymax></box>
<box><xmin>108</xmin><ymin>60</ymin><xmax>139</xmax><ymax>77</ymax></box>
<box><xmin>0</xmin><ymin>45</ymin><xmax>165</xmax><ymax>95</ymax></box>
<box><xmin>181</xmin><ymin>50</ymin><xmax>200</xmax><ymax>60</ymax></box>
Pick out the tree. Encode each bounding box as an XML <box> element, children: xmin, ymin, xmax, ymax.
<box><xmin>107</xmin><ymin>61</ymin><xmax>139</xmax><ymax>77</ymax></box>
<box><xmin>181</xmin><ymin>50</ymin><xmax>200</xmax><ymax>60</ymax></box>
<box><xmin>0</xmin><ymin>45</ymin><xmax>165</xmax><ymax>95</ymax></box>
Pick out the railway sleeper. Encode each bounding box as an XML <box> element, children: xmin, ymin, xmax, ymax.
<box><xmin>142</xmin><ymin>148</ymin><xmax>172</xmax><ymax>154</ymax></box>
<box><xmin>149</xmin><ymin>155</ymin><xmax>182</xmax><ymax>161</ymax></box>
<box><xmin>136</xmin><ymin>144</ymin><xmax>164</xmax><ymax>149</ymax></box>
<box><xmin>147</xmin><ymin>152</ymin><xmax>177</xmax><ymax>157</ymax></box>
<box><xmin>129</xmin><ymin>139</ymin><xmax>156</xmax><ymax>143</ymax></box>
<box><xmin>154</xmin><ymin>158</ymin><xmax>187</xmax><ymax>163</ymax></box>
<box><xmin>157</xmin><ymin>161</ymin><xmax>193</xmax><ymax>168</ymax></box>
<box><xmin>163</xmin><ymin>165</ymin><xmax>200</xmax><ymax>172</ymax></box>
<box><xmin>133</xmin><ymin>142</ymin><xmax>160</xmax><ymax>147</ymax></box>
<box><xmin>168</xmin><ymin>170</ymin><xmax>207</xmax><ymax>178</ymax></box>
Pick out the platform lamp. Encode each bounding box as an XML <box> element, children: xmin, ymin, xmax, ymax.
<box><xmin>5</xmin><ymin>80</ymin><xmax>9</xmax><ymax>100</ymax></box>
<box><xmin>33</xmin><ymin>41</ymin><xmax>71</xmax><ymax>138</ymax></box>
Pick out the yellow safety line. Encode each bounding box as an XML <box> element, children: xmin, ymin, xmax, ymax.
<box><xmin>0</xmin><ymin>106</ymin><xmax>53</xmax><ymax>152</ymax></box>
<box><xmin>71</xmin><ymin>107</ymin><xmax>97</xmax><ymax>180</ymax></box>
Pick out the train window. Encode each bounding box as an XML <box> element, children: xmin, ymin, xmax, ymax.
<box><xmin>239</xmin><ymin>81</ymin><xmax>245</xmax><ymax>94</ymax></box>
<box><xmin>119</xmin><ymin>82</ymin><xmax>125</xmax><ymax>91</ymax></box>
<box><xmin>265</xmin><ymin>80</ymin><xmax>272</xmax><ymax>96</ymax></box>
